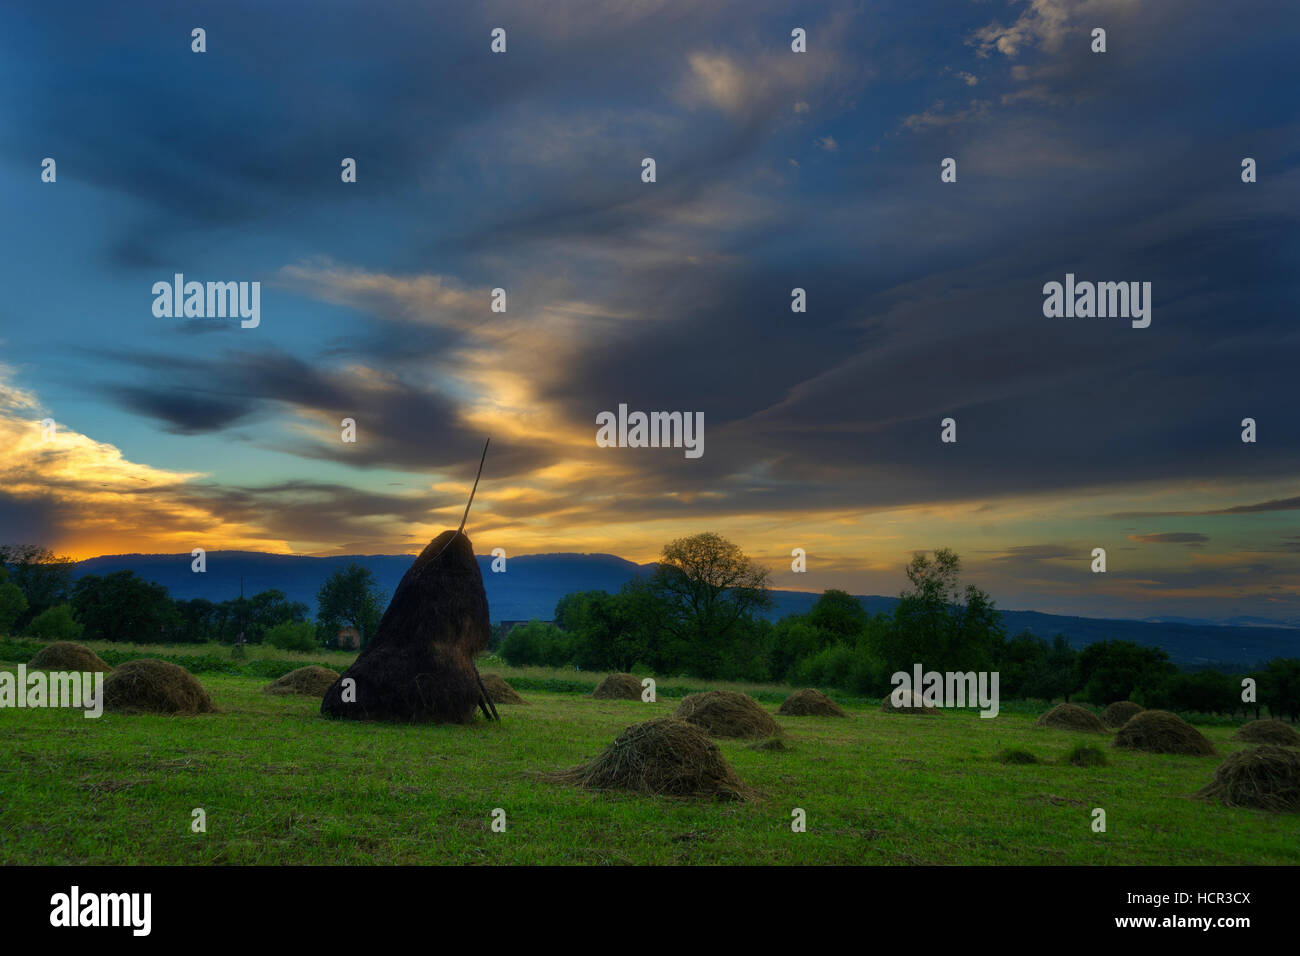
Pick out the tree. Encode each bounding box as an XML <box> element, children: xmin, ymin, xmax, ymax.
<box><xmin>265</xmin><ymin>621</ymin><xmax>317</xmax><ymax>652</ymax></box>
<box><xmin>499</xmin><ymin>620</ymin><xmax>573</xmax><ymax>667</ymax></box>
<box><xmin>0</xmin><ymin>564</ymin><xmax>28</xmax><ymax>635</ymax></box>
<box><xmin>807</xmin><ymin>590</ymin><xmax>868</xmax><ymax>643</ymax></box>
<box><xmin>70</xmin><ymin>571</ymin><xmax>179</xmax><ymax>643</ymax></box>
<box><xmin>28</xmin><ymin>604</ymin><xmax>83</xmax><ymax>641</ymax></box>
<box><xmin>1260</xmin><ymin>658</ymin><xmax>1300</xmax><ymax>722</ymax></box>
<box><xmin>648</xmin><ymin>533</ymin><xmax>773</xmax><ymax>679</ymax></box>
<box><xmin>316</xmin><ymin>564</ymin><xmax>385</xmax><ymax>648</ymax></box>
<box><xmin>876</xmin><ymin>549</ymin><xmax>1002</xmax><ymax>674</ymax></box>
<box><xmin>1076</xmin><ymin>640</ymin><xmax>1174</xmax><ymax>705</ymax></box>
<box><xmin>0</xmin><ymin>544</ymin><xmax>72</xmax><ymax>629</ymax></box>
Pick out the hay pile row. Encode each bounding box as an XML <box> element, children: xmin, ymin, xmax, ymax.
<box><xmin>1114</xmin><ymin>710</ymin><xmax>1215</xmax><ymax>756</ymax></box>
<box><xmin>26</xmin><ymin>642</ymin><xmax>216</xmax><ymax>715</ymax></box>
<box><xmin>1101</xmin><ymin>700</ymin><xmax>1143</xmax><ymax>729</ymax></box>
<box><xmin>1234</xmin><ymin>719</ymin><xmax>1300</xmax><ymax>747</ymax></box>
<box><xmin>1198</xmin><ymin>746</ymin><xmax>1300</xmax><ymax>812</ymax></box>
<box><xmin>778</xmin><ymin>688</ymin><xmax>847</xmax><ymax>717</ymax></box>
<box><xmin>27</xmin><ymin>641</ymin><xmax>111</xmax><ymax>673</ymax></box>
<box><xmin>103</xmin><ymin>659</ymin><xmax>216</xmax><ymax>715</ymax></box>
<box><xmin>882</xmin><ymin>690</ymin><xmax>936</xmax><ymax>714</ymax></box>
<box><xmin>1036</xmin><ymin>702</ymin><xmax>1106</xmax><ymax>733</ymax></box>
<box><xmin>592</xmin><ymin>673</ymin><xmax>643</xmax><ymax>700</ymax></box>
<box><xmin>674</xmin><ymin>690</ymin><xmax>781</xmax><ymax>739</ymax></box>
<box><xmin>263</xmin><ymin>665</ymin><xmax>340</xmax><ymax>697</ymax></box>
<box><xmin>550</xmin><ymin>717</ymin><xmax>753</xmax><ymax>801</ymax></box>
<box><xmin>480</xmin><ymin>672</ymin><xmax>525</xmax><ymax>704</ymax></box>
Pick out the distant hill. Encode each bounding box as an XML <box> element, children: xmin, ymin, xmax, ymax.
<box><xmin>72</xmin><ymin>551</ymin><xmax>1300</xmax><ymax>669</ymax></box>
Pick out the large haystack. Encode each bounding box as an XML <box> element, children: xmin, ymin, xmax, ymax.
<box><xmin>321</xmin><ymin>530</ymin><xmax>493</xmax><ymax>724</ymax></box>
<box><xmin>27</xmin><ymin>641</ymin><xmax>111</xmax><ymax>673</ymax></box>
<box><xmin>592</xmin><ymin>672</ymin><xmax>643</xmax><ymax>700</ymax></box>
<box><xmin>480</xmin><ymin>672</ymin><xmax>525</xmax><ymax>704</ymax></box>
<box><xmin>1234</xmin><ymin>719</ymin><xmax>1300</xmax><ymax>747</ymax></box>
<box><xmin>674</xmin><ymin>690</ymin><xmax>782</xmax><ymax>739</ymax></box>
<box><xmin>1101</xmin><ymin>700</ymin><xmax>1144</xmax><ymax>729</ymax></box>
<box><xmin>103</xmin><ymin>659</ymin><xmax>215</xmax><ymax>715</ymax></box>
<box><xmin>1036</xmin><ymin>702</ymin><xmax>1106</xmax><ymax>733</ymax></box>
<box><xmin>778</xmin><ymin>688</ymin><xmax>847</xmax><ymax>717</ymax></box>
<box><xmin>1113</xmin><ymin>709</ymin><xmax>1215</xmax><ymax>756</ymax></box>
<box><xmin>263</xmin><ymin>665</ymin><xmax>340</xmax><ymax>697</ymax></box>
<box><xmin>881</xmin><ymin>690</ymin><xmax>936</xmax><ymax>714</ymax></box>
<box><xmin>1197</xmin><ymin>745</ymin><xmax>1300</xmax><ymax>812</ymax></box>
<box><xmin>551</xmin><ymin>717</ymin><xmax>753</xmax><ymax>800</ymax></box>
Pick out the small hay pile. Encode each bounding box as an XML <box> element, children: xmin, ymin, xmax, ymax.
<box><xmin>997</xmin><ymin>748</ymin><xmax>1040</xmax><ymax>765</ymax></box>
<box><xmin>778</xmin><ymin>688</ymin><xmax>847</xmax><ymax>717</ymax></box>
<box><xmin>1101</xmin><ymin>700</ymin><xmax>1143</xmax><ymax>729</ymax></box>
<box><xmin>1197</xmin><ymin>745</ymin><xmax>1300</xmax><ymax>812</ymax></box>
<box><xmin>1067</xmin><ymin>744</ymin><xmax>1108</xmax><ymax>768</ymax></box>
<box><xmin>1036</xmin><ymin>702</ymin><xmax>1106</xmax><ymax>733</ymax></box>
<box><xmin>1234</xmin><ymin>719</ymin><xmax>1300</xmax><ymax>747</ymax></box>
<box><xmin>104</xmin><ymin>659</ymin><xmax>215</xmax><ymax>715</ymax></box>
<box><xmin>881</xmin><ymin>690</ymin><xmax>936</xmax><ymax>714</ymax></box>
<box><xmin>550</xmin><ymin>717</ymin><xmax>753</xmax><ymax>801</ymax></box>
<box><xmin>263</xmin><ymin>665</ymin><xmax>340</xmax><ymax>697</ymax></box>
<box><xmin>1113</xmin><ymin>709</ymin><xmax>1215</xmax><ymax>756</ymax></box>
<box><xmin>750</xmin><ymin>737</ymin><xmax>788</xmax><ymax>752</ymax></box>
<box><xmin>27</xmin><ymin>642</ymin><xmax>111</xmax><ymax>673</ymax></box>
<box><xmin>592</xmin><ymin>673</ymin><xmax>643</xmax><ymax>700</ymax></box>
<box><xmin>674</xmin><ymin>690</ymin><xmax>782</xmax><ymax>739</ymax></box>
<box><xmin>480</xmin><ymin>672</ymin><xmax>525</xmax><ymax>704</ymax></box>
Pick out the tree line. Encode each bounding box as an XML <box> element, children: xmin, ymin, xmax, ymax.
<box><xmin>497</xmin><ymin>536</ymin><xmax>1300</xmax><ymax>720</ymax></box>
<box><xmin>3</xmin><ymin>537</ymin><xmax>1297</xmax><ymax>719</ymax></box>
<box><xmin>0</xmin><ymin>544</ymin><xmax>385</xmax><ymax>652</ymax></box>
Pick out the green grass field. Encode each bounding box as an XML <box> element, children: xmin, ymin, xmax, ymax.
<box><xmin>2</xmin><ymin>652</ymin><xmax>1297</xmax><ymax>865</ymax></box>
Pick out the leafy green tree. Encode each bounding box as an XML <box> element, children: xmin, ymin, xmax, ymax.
<box><xmin>70</xmin><ymin>570</ymin><xmax>180</xmax><ymax>643</ymax></box>
<box><xmin>265</xmin><ymin>620</ymin><xmax>317</xmax><ymax>652</ymax></box>
<box><xmin>648</xmin><ymin>532</ymin><xmax>772</xmax><ymax>679</ymax></box>
<box><xmin>1260</xmin><ymin>658</ymin><xmax>1300</xmax><ymax>722</ymax></box>
<box><xmin>875</xmin><ymin>549</ymin><xmax>1002</xmax><ymax>674</ymax></box>
<box><xmin>499</xmin><ymin>620</ymin><xmax>573</xmax><ymax>667</ymax></box>
<box><xmin>174</xmin><ymin>598</ymin><xmax>217</xmax><ymax>644</ymax></box>
<box><xmin>0</xmin><ymin>544</ymin><xmax>73</xmax><ymax>628</ymax></box>
<box><xmin>316</xmin><ymin>564</ymin><xmax>385</xmax><ymax>648</ymax></box>
<box><xmin>0</xmin><ymin>565</ymin><xmax>29</xmax><ymax>635</ymax></box>
<box><xmin>807</xmin><ymin>590</ymin><xmax>868</xmax><ymax>643</ymax></box>
<box><xmin>27</xmin><ymin>604</ymin><xmax>83</xmax><ymax>641</ymax></box>
<box><xmin>1076</xmin><ymin>640</ymin><xmax>1174</xmax><ymax>705</ymax></box>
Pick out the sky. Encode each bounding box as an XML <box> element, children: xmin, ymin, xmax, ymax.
<box><xmin>1</xmin><ymin>0</ymin><xmax>1298</xmax><ymax>623</ymax></box>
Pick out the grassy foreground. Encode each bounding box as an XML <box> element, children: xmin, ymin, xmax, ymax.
<box><xmin>1</xmin><ymin>662</ymin><xmax>1296</xmax><ymax>865</ymax></box>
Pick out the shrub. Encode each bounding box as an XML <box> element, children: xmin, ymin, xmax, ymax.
<box><xmin>27</xmin><ymin>604</ymin><xmax>84</xmax><ymax>641</ymax></box>
<box><xmin>265</xmin><ymin>621</ymin><xmax>317</xmax><ymax>652</ymax></box>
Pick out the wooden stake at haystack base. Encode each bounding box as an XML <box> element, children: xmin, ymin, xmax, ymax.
<box><xmin>321</xmin><ymin>439</ymin><xmax>500</xmax><ymax>723</ymax></box>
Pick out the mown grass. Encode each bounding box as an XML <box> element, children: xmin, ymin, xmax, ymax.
<box><xmin>2</xmin><ymin>658</ymin><xmax>1296</xmax><ymax>865</ymax></box>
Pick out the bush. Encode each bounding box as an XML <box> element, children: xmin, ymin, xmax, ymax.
<box><xmin>265</xmin><ymin>621</ymin><xmax>317</xmax><ymax>652</ymax></box>
<box><xmin>499</xmin><ymin>620</ymin><xmax>573</xmax><ymax>667</ymax></box>
<box><xmin>26</xmin><ymin>604</ymin><xmax>83</xmax><ymax>641</ymax></box>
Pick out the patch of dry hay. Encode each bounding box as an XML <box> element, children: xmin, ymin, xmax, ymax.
<box><xmin>1197</xmin><ymin>745</ymin><xmax>1300</xmax><ymax>812</ymax></box>
<box><xmin>1113</xmin><ymin>709</ymin><xmax>1215</xmax><ymax>756</ymax></box>
<box><xmin>1101</xmin><ymin>700</ymin><xmax>1144</xmax><ymax>729</ymax></box>
<box><xmin>263</xmin><ymin>665</ymin><xmax>340</xmax><ymax>697</ymax></box>
<box><xmin>550</xmin><ymin>717</ymin><xmax>754</xmax><ymax>801</ymax></box>
<box><xmin>104</xmin><ymin>659</ymin><xmax>216</xmax><ymax>715</ymax></box>
<box><xmin>480</xmin><ymin>672</ymin><xmax>525</xmax><ymax>704</ymax></box>
<box><xmin>674</xmin><ymin>690</ymin><xmax>782</xmax><ymax>738</ymax></box>
<box><xmin>881</xmin><ymin>690</ymin><xmax>936</xmax><ymax>714</ymax></box>
<box><xmin>591</xmin><ymin>672</ymin><xmax>643</xmax><ymax>700</ymax></box>
<box><xmin>1233</xmin><ymin>719</ymin><xmax>1300</xmax><ymax>747</ymax></box>
<box><xmin>27</xmin><ymin>642</ymin><xmax>111</xmax><ymax>673</ymax></box>
<box><xmin>1036</xmin><ymin>702</ymin><xmax>1106</xmax><ymax>733</ymax></box>
<box><xmin>778</xmin><ymin>688</ymin><xmax>847</xmax><ymax>717</ymax></box>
